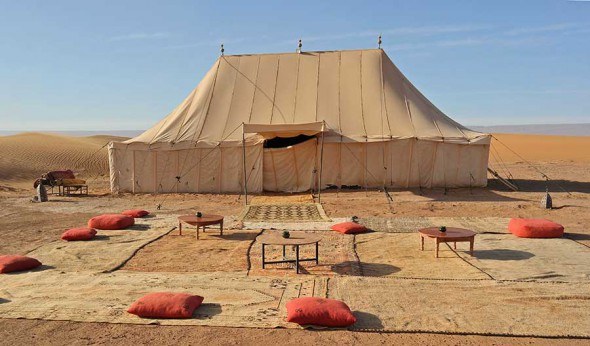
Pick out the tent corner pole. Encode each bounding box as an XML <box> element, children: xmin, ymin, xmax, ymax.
<box><xmin>318</xmin><ymin>122</ymin><xmax>325</xmax><ymax>204</ymax></box>
<box><xmin>242</xmin><ymin>123</ymin><xmax>248</xmax><ymax>206</ymax></box>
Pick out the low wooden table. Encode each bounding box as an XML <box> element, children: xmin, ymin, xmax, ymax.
<box><xmin>258</xmin><ymin>232</ymin><xmax>321</xmax><ymax>274</ymax></box>
<box><xmin>177</xmin><ymin>214</ymin><xmax>224</xmax><ymax>240</ymax></box>
<box><xmin>418</xmin><ymin>227</ymin><xmax>476</xmax><ymax>258</ymax></box>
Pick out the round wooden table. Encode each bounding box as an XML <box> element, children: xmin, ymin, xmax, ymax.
<box><xmin>257</xmin><ymin>232</ymin><xmax>321</xmax><ymax>274</ymax></box>
<box><xmin>418</xmin><ymin>227</ymin><xmax>476</xmax><ymax>258</ymax></box>
<box><xmin>177</xmin><ymin>214</ymin><xmax>224</xmax><ymax>240</ymax></box>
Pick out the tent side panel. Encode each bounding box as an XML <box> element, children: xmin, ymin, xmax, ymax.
<box><xmin>133</xmin><ymin>151</ymin><xmax>155</xmax><ymax>193</ymax></box>
<box><xmin>339</xmin><ymin>142</ymin><xmax>365</xmax><ymax>187</ymax></box>
<box><xmin>317</xmin><ymin>142</ymin><xmax>341</xmax><ymax>189</ymax></box>
<box><xmin>109</xmin><ymin>147</ymin><xmax>143</xmax><ymax>193</ymax></box>
<box><xmin>177</xmin><ymin>149</ymin><xmax>199</xmax><ymax>192</ymax></box>
<box><xmin>387</xmin><ymin>139</ymin><xmax>412</xmax><ymax>188</ymax></box>
<box><xmin>155</xmin><ymin>150</ymin><xmax>179</xmax><ymax>193</ymax></box>
<box><xmin>365</xmin><ymin>142</ymin><xmax>387</xmax><ymax>187</ymax></box>
<box><xmin>196</xmin><ymin>147</ymin><xmax>222</xmax><ymax>193</ymax></box>
<box><xmin>458</xmin><ymin>144</ymin><xmax>489</xmax><ymax>187</ymax></box>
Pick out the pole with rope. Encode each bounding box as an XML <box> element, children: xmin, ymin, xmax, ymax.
<box><xmin>242</xmin><ymin>123</ymin><xmax>248</xmax><ymax>205</ymax></box>
<box><xmin>318</xmin><ymin>121</ymin><xmax>325</xmax><ymax>204</ymax></box>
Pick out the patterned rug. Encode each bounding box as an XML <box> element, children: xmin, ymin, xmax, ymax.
<box><xmin>239</xmin><ymin>203</ymin><xmax>330</xmax><ymax>222</ymax></box>
<box><xmin>0</xmin><ymin>270</ymin><xmax>327</xmax><ymax>328</ymax></box>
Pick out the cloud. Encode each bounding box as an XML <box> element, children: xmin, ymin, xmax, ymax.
<box><xmin>503</xmin><ymin>23</ymin><xmax>587</xmax><ymax>36</ymax></box>
<box><xmin>109</xmin><ymin>32</ymin><xmax>169</xmax><ymax>42</ymax></box>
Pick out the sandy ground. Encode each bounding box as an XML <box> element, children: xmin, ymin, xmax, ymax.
<box><xmin>0</xmin><ymin>132</ymin><xmax>589</xmax><ymax>345</ymax></box>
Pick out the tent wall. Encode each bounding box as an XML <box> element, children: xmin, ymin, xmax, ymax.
<box><xmin>317</xmin><ymin>140</ymin><xmax>489</xmax><ymax>189</ymax></box>
<box><xmin>110</xmin><ymin>139</ymin><xmax>488</xmax><ymax>194</ymax></box>
<box><xmin>109</xmin><ymin>144</ymin><xmax>263</xmax><ymax>194</ymax></box>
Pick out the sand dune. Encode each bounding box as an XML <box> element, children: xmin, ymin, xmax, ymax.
<box><xmin>0</xmin><ymin>132</ymin><xmax>127</xmax><ymax>182</ymax></box>
<box><xmin>491</xmin><ymin>133</ymin><xmax>590</xmax><ymax>162</ymax></box>
<box><xmin>1</xmin><ymin>132</ymin><xmax>588</xmax><ymax>185</ymax></box>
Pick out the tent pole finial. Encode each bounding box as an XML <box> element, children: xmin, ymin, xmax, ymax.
<box><xmin>297</xmin><ymin>39</ymin><xmax>302</xmax><ymax>54</ymax></box>
<box><xmin>220</xmin><ymin>43</ymin><xmax>225</xmax><ymax>56</ymax></box>
<box><xmin>378</xmin><ymin>34</ymin><xmax>382</xmax><ymax>49</ymax></box>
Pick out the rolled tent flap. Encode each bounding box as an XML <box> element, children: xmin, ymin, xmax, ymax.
<box><xmin>243</xmin><ymin>121</ymin><xmax>325</xmax><ymax>139</ymax></box>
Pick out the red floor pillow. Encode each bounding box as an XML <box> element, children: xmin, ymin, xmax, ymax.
<box><xmin>286</xmin><ymin>297</ymin><xmax>357</xmax><ymax>327</ymax></box>
<box><xmin>0</xmin><ymin>255</ymin><xmax>42</xmax><ymax>274</ymax></box>
<box><xmin>121</xmin><ymin>209</ymin><xmax>150</xmax><ymax>218</ymax></box>
<box><xmin>331</xmin><ymin>222</ymin><xmax>368</xmax><ymax>234</ymax></box>
<box><xmin>88</xmin><ymin>214</ymin><xmax>134</xmax><ymax>230</ymax></box>
<box><xmin>127</xmin><ymin>292</ymin><xmax>204</xmax><ymax>319</ymax></box>
<box><xmin>61</xmin><ymin>227</ymin><xmax>97</xmax><ymax>241</ymax></box>
<box><xmin>508</xmin><ymin>218</ymin><xmax>564</xmax><ymax>238</ymax></box>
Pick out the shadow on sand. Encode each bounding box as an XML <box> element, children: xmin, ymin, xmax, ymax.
<box><xmin>331</xmin><ymin>261</ymin><xmax>400</xmax><ymax>277</ymax></box>
<box><xmin>473</xmin><ymin>249</ymin><xmax>535</xmax><ymax>261</ymax></box>
<box><xmin>352</xmin><ymin>311</ymin><xmax>384</xmax><ymax>330</ymax></box>
<box><xmin>489</xmin><ymin>178</ymin><xmax>590</xmax><ymax>194</ymax></box>
<box><xmin>194</xmin><ymin>303</ymin><xmax>223</xmax><ymax>319</ymax></box>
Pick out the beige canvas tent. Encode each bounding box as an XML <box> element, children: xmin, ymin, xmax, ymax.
<box><xmin>108</xmin><ymin>49</ymin><xmax>490</xmax><ymax>195</ymax></box>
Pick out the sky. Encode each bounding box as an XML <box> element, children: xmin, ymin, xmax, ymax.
<box><xmin>0</xmin><ymin>0</ymin><xmax>589</xmax><ymax>131</ymax></box>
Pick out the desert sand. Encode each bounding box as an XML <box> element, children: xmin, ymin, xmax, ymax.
<box><xmin>0</xmin><ymin>132</ymin><xmax>589</xmax><ymax>345</ymax></box>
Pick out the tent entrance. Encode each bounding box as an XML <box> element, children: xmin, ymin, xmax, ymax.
<box><xmin>241</xmin><ymin>121</ymin><xmax>326</xmax><ymax>201</ymax></box>
<box><xmin>262</xmin><ymin>137</ymin><xmax>318</xmax><ymax>192</ymax></box>
<box><xmin>263</xmin><ymin>134</ymin><xmax>316</xmax><ymax>149</ymax></box>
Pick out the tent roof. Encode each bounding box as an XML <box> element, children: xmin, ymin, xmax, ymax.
<box><xmin>124</xmin><ymin>49</ymin><xmax>489</xmax><ymax>147</ymax></box>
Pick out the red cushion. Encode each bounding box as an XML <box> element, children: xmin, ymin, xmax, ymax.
<box><xmin>508</xmin><ymin>218</ymin><xmax>564</xmax><ymax>238</ymax></box>
<box><xmin>127</xmin><ymin>292</ymin><xmax>204</xmax><ymax>319</ymax></box>
<box><xmin>121</xmin><ymin>209</ymin><xmax>150</xmax><ymax>218</ymax></box>
<box><xmin>88</xmin><ymin>214</ymin><xmax>134</xmax><ymax>230</ymax></box>
<box><xmin>286</xmin><ymin>297</ymin><xmax>356</xmax><ymax>327</ymax></box>
<box><xmin>331</xmin><ymin>222</ymin><xmax>368</xmax><ymax>234</ymax></box>
<box><xmin>0</xmin><ymin>255</ymin><xmax>42</xmax><ymax>274</ymax></box>
<box><xmin>61</xmin><ymin>227</ymin><xmax>97</xmax><ymax>241</ymax></box>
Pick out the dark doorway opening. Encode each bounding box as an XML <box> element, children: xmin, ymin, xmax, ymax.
<box><xmin>263</xmin><ymin>134</ymin><xmax>316</xmax><ymax>148</ymax></box>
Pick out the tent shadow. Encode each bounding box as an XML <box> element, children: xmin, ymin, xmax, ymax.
<box><xmin>414</xmin><ymin>187</ymin><xmax>526</xmax><ymax>202</ymax></box>
<box><xmin>489</xmin><ymin>178</ymin><xmax>590</xmax><ymax>194</ymax></box>
<box><xmin>318</xmin><ymin>187</ymin><xmax>525</xmax><ymax>202</ymax></box>
<box><xmin>353</xmin><ymin>311</ymin><xmax>384</xmax><ymax>330</ymax></box>
<box><xmin>473</xmin><ymin>249</ymin><xmax>535</xmax><ymax>261</ymax></box>
<box><xmin>194</xmin><ymin>303</ymin><xmax>222</xmax><ymax>319</ymax></box>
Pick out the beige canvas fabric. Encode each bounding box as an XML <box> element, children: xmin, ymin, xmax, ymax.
<box><xmin>109</xmin><ymin>49</ymin><xmax>490</xmax><ymax>193</ymax></box>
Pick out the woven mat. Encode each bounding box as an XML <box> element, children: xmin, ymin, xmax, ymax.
<box><xmin>0</xmin><ymin>270</ymin><xmax>326</xmax><ymax>328</ymax></box>
<box><xmin>359</xmin><ymin>216</ymin><xmax>510</xmax><ymax>234</ymax></box>
<box><xmin>330</xmin><ymin>276</ymin><xmax>590</xmax><ymax>337</ymax></box>
<box><xmin>243</xmin><ymin>217</ymin><xmax>350</xmax><ymax>231</ymax></box>
<box><xmin>240</xmin><ymin>204</ymin><xmax>330</xmax><ymax>222</ymax></box>
<box><xmin>457</xmin><ymin>234</ymin><xmax>590</xmax><ymax>282</ymax></box>
<box><xmin>27</xmin><ymin>215</ymin><xmax>176</xmax><ymax>273</ymax></box>
<box><xmin>355</xmin><ymin>232</ymin><xmax>489</xmax><ymax>279</ymax></box>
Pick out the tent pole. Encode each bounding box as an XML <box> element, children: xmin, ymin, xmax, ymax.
<box><xmin>242</xmin><ymin>124</ymin><xmax>248</xmax><ymax>206</ymax></box>
<box><xmin>318</xmin><ymin>124</ymin><xmax>325</xmax><ymax>204</ymax></box>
